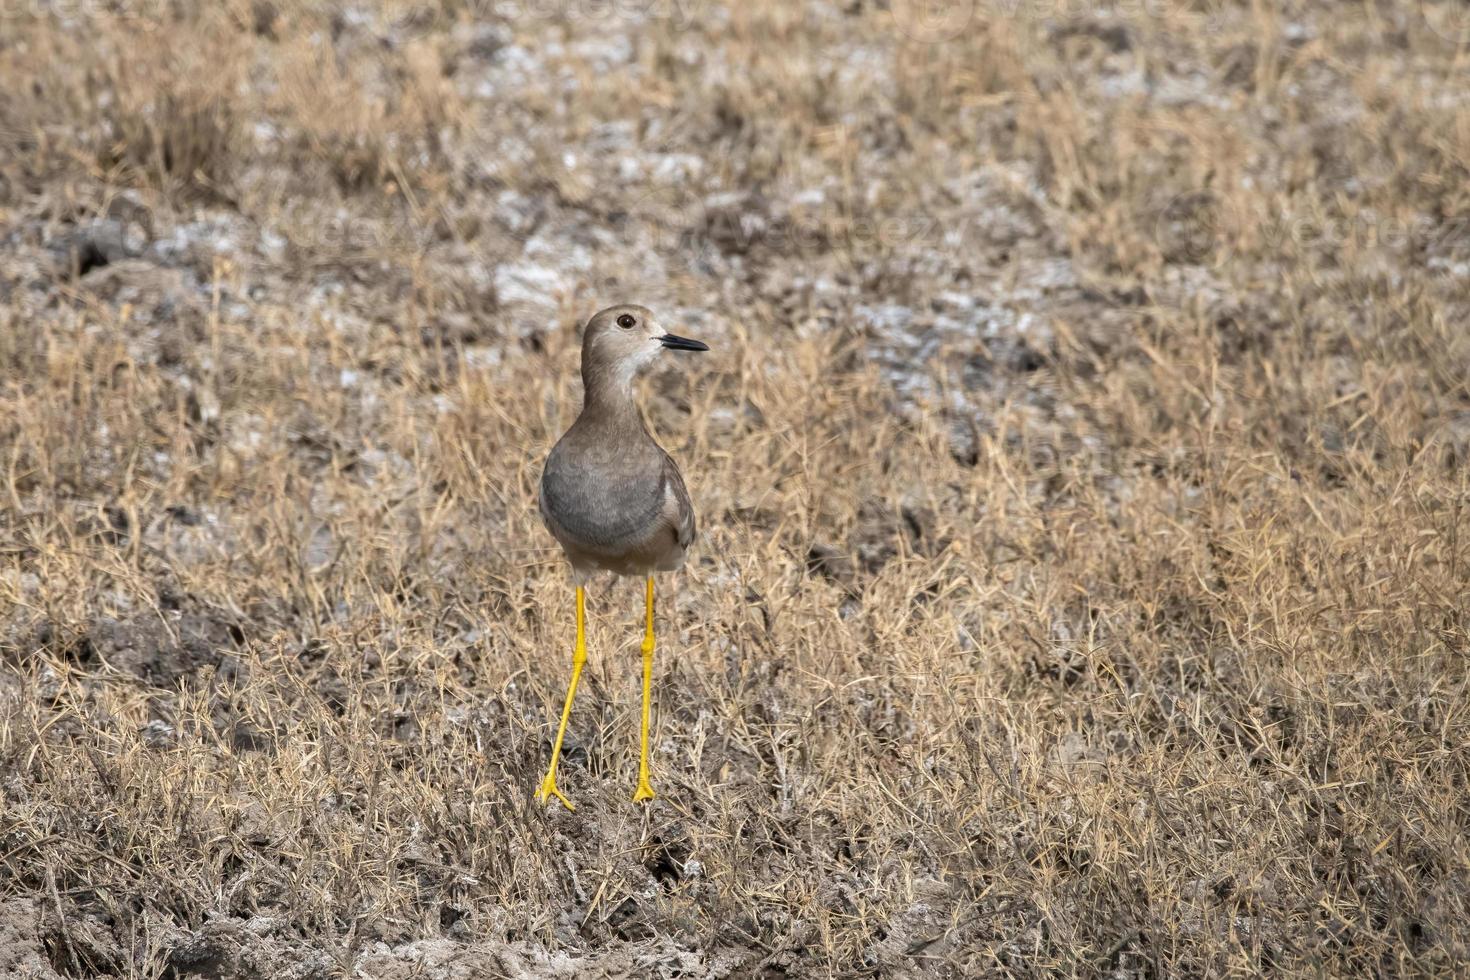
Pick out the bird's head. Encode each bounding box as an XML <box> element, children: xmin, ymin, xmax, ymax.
<box><xmin>580</xmin><ymin>304</ymin><xmax>709</xmax><ymax>393</ymax></box>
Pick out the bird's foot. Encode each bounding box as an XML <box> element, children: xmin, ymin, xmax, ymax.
<box><xmin>632</xmin><ymin>779</ymin><xmax>656</xmax><ymax>803</ymax></box>
<box><xmin>536</xmin><ymin>774</ymin><xmax>575</xmax><ymax>811</ymax></box>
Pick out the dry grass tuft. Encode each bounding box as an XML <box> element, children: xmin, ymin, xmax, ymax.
<box><xmin>1</xmin><ymin>1</ymin><xmax>1468</xmax><ymax>977</ymax></box>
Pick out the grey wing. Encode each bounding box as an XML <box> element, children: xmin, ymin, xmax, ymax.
<box><xmin>661</xmin><ymin>452</ymin><xmax>696</xmax><ymax>551</ymax></box>
<box><xmin>537</xmin><ymin>467</ymin><xmax>556</xmax><ymax>534</ymax></box>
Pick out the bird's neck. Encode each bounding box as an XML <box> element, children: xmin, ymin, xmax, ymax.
<box><xmin>580</xmin><ymin>366</ymin><xmax>647</xmax><ymax>430</ymax></box>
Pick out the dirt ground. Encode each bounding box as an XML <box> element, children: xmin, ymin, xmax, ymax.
<box><xmin>1</xmin><ymin>1</ymin><xmax>1468</xmax><ymax>977</ymax></box>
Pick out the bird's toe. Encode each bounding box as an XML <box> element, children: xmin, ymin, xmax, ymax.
<box><xmin>536</xmin><ymin>776</ymin><xmax>576</xmax><ymax>811</ymax></box>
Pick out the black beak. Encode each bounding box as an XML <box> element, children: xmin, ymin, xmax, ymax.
<box><xmin>658</xmin><ymin>333</ymin><xmax>710</xmax><ymax>352</ymax></box>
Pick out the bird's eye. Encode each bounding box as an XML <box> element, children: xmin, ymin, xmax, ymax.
<box><xmin>617</xmin><ymin>314</ymin><xmax>636</xmax><ymax>329</ymax></box>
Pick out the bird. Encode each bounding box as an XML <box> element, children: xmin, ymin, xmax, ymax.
<box><xmin>535</xmin><ymin>304</ymin><xmax>709</xmax><ymax>809</ymax></box>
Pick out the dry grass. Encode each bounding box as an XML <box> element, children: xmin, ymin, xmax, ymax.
<box><xmin>0</xmin><ymin>1</ymin><xmax>1468</xmax><ymax>976</ymax></box>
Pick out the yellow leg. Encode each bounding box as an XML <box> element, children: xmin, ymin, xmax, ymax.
<box><xmin>536</xmin><ymin>585</ymin><xmax>585</xmax><ymax>811</ymax></box>
<box><xmin>633</xmin><ymin>575</ymin><xmax>657</xmax><ymax>803</ymax></box>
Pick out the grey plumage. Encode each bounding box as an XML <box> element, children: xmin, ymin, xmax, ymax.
<box><xmin>539</xmin><ymin>305</ymin><xmax>704</xmax><ymax>581</ymax></box>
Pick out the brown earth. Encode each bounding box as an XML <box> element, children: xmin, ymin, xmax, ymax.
<box><xmin>1</xmin><ymin>1</ymin><xmax>1469</xmax><ymax>977</ymax></box>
